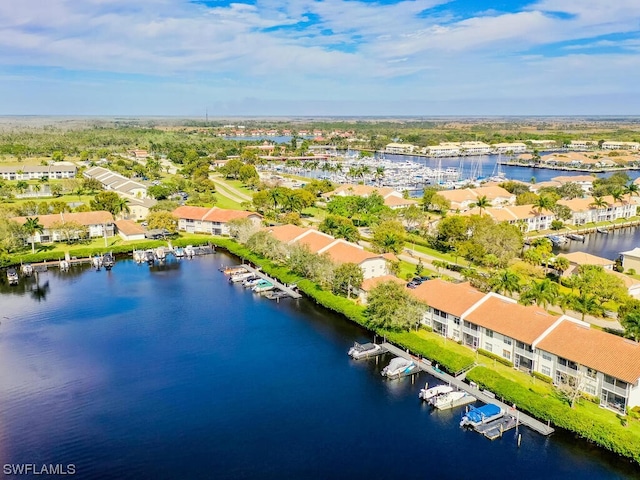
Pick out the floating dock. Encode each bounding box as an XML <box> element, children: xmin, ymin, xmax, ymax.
<box><xmin>474</xmin><ymin>414</ymin><xmax>518</xmax><ymax>440</ymax></box>
<box><xmin>225</xmin><ymin>264</ymin><xmax>302</xmax><ymax>299</ymax></box>
<box><xmin>381</xmin><ymin>342</ymin><xmax>554</xmax><ymax>436</ymax></box>
<box><xmin>433</xmin><ymin>393</ymin><xmax>476</xmax><ymax>410</ymax></box>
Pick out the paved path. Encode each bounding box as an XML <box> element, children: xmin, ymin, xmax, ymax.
<box><xmin>382</xmin><ymin>342</ymin><xmax>555</xmax><ymax>436</ymax></box>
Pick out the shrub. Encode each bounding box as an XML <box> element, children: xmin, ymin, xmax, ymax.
<box><xmin>477</xmin><ymin>349</ymin><xmax>514</xmax><ymax>367</ymax></box>
<box><xmin>532</xmin><ymin>371</ymin><xmax>553</xmax><ymax>384</ymax></box>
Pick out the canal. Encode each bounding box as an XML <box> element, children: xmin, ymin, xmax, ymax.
<box><xmin>0</xmin><ymin>253</ymin><xmax>637</xmax><ymax>479</ymax></box>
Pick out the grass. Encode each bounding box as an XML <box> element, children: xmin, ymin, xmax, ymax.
<box><xmin>2</xmin><ymin>194</ymin><xmax>94</xmax><ymax>206</ymax></box>
<box><xmin>213</xmin><ymin>193</ymin><xmax>244</xmax><ymax>210</ymax></box>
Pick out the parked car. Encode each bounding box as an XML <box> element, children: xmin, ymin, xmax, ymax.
<box><xmin>406</xmin><ymin>281</ymin><xmax>419</xmax><ymax>289</ymax></box>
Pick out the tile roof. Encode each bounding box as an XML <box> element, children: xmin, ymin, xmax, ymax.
<box><xmin>384</xmin><ymin>196</ymin><xmax>419</xmax><ymax>207</ymax></box>
<box><xmin>173</xmin><ymin>206</ymin><xmax>260</xmax><ymax>222</ymax></box>
<box><xmin>322</xmin><ymin>241</ymin><xmax>383</xmax><ymax>264</ymax></box>
<box><xmin>12</xmin><ymin>211</ymin><xmax>114</xmax><ymax>228</ymax></box>
<box><xmin>360</xmin><ymin>275</ymin><xmax>406</xmax><ymax>291</ymax></box>
<box><xmin>551</xmin><ymin>175</ymin><xmax>597</xmax><ymax>184</ymax></box>
<box><xmin>438</xmin><ymin>186</ymin><xmax>514</xmax><ymax>204</ymax></box>
<box><xmin>558</xmin><ymin>251</ymin><xmax>615</xmax><ymax>266</ymax></box>
<box><xmin>536</xmin><ymin>320</ymin><xmax>640</xmax><ymax>383</ymax></box>
<box><xmin>295</xmin><ymin>231</ymin><xmax>337</xmax><ymax>253</ymax></box>
<box><xmin>409</xmin><ymin>279</ymin><xmax>485</xmax><ymax>317</ymax></box>
<box><xmin>265</xmin><ymin>224</ymin><xmax>309</xmax><ymax>243</ymax></box>
<box><xmin>115</xmin><ymin>219</ymin><xmax>146</xmax><ymax>235</ymax></box>
<box><xmin>463</xmin><ymin>294</ymin><xmax>559</xmax><ymax>344</ymax></box>
<box><xmin>327</xmin><ymin>184</ymin><xmax>397</xmax><ymax>198</ymax></box>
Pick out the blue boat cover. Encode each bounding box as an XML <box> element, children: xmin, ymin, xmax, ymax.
<box><xmin>465</xmin><ymin>404</ymin><xmax>501</xmax><ymax>423</ymax></box>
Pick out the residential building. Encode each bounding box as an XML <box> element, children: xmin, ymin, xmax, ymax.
<box><xmin>492</xmin><ymin>142</ymin><xmax>527</xmax><ymax>154</ymax></box>
<box><xmin>602</xmin><ymin>141</ymin><xmax>640</xmax><ymax>151</ymax></box>
<box><xmin>557</xmin><ymin>251</ymin><xmax>615</xmax><ymax>276</ymax></box>
<box><xmin>557</xmin><ymin>196</ymin><xmax>634</xmax><ymax>225</ymax></box>
<box><xmin>265</xmin><ymin>225</ymin><xmax>393</xmax><ymax>280</ymax></box>
<box><xmin>569</xmin><ymin>140</ymin><xmax>598</xmax><ymax>150</ymax></box>
<box><xmin>620</xmin><ymin>247</ymin><xmax>640</xmax><ymax>273</ymax></box>
<box><xmin>384</xmin><ymin>143</ymin><xmax>416</xmax><ymax>154</ymax></box>
<box><xmin>424</xmin><ymin>143</ymin><xmax>461</xmax><ymax>157</ymax></box>
<box><xmin>129</xmin><ymin>149</ymin><xmax>149</xmax><ymax>159</ymax></box>
<box><xmin>437</xmin><ymin>186</ymin><xmax>515</xmax><ymax>212</ymax></box>
<box><xmin>12</xmin><ymin>211</ymin><xmax>115</xmax><ymax>243</ymax></box>
<box><xmin>0</xmin><ymin>162</ymin><xmax>77</xmax><ymax>181</ymax></box>
<box><xmin>459</xmin><ymin>142</ymin><xmax>492</xmax><ymax>155</ymax></box>
<box><xmin>551</xmin><ymin>175</ymin><xmax>596</xmax><ymax>193</ymax></box>
<box><xmin>115</xmin><ymin>219</ymin><xmax>146</xmax><ymax>241</ymax></box>
<box><xmin>357</xmin><ymin>275</ymin><xmax>406</xmax><ymax>304</ymax></box>
<box><xmin>409</xmin><ymin>279</ymin><xmax>640</xmax><ymax>412</ymax></box>
<box><xmin>173</xmin><ymin>206</ymin><xmax>262</xmax><ymax>236</ymax></box>
<box><xmin>464</xmin><ymin>205</ymin><xmax>554</xmax><ymax>232</ymax></box>
<box><xmin>528</xmin><ymin>140</ymin><xmax>558</xmax><ymax>148</ymax></box>
<box><xmin>323</xmin><ymin>184</ymin><xmax>419</xmax><ymax>209</ymax></box>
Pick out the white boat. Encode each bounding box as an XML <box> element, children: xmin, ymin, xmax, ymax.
<box><xmin>243</xmin><ymin>277</ymin><xmax>263</xmax><ymax>288</ymax></box>
<box><xmin>596</xmin><ymin>227</ymin><xmax>609</xmax><ymax>235</ymax></box>
<box><xmin>7</xmin><ymin>268</ymin><xmax>19</xmax><ymax>285</ymax></box>
<box><xmin>173</xmin><ymin>247</ymin><xmax>185</xmax><ymax>258</ymax></box>
<box><xmin>155</xmin><ymin>247</ymin><xmax>166</xmax><ymax>261</ymax></box>
<box><xmin>59</xmin><ymin>260</ymin><xmax>70</xmax><ymax>271</ymax></box>
<box><xmin>224</xmin><ymin>266</ymin><xmax>247</xmax><ymax>276</ymax></box>
<box><xmin>185</xmin><ymin>245</ymin><xmax>195</xmax><ymax>258</ymax></box>
<box><xmin>418</xmin><ymin>383</ymin><xmax>454</xmax><ymax>401</ymax></box>
<box><xmin>348</xmin><ymin>342</ymin><xmax>383</xmax><ymax>359</ymax></box>
<box><xmin>230</xmin><ymin>272</ymin><xmax>254</xmax><ymax>283</ymax></box>
<box><xmin>381</xmin><ymin>357</ymin><xmax>417</xmax><ymax>378</ymax></box>
<box><xmin>92</xmin><ymin>255</ymin><xmax>103</xmax><ymax>270</ymax></box>
<box><xmin>252</xmin><ymin>280</ymin><xmax>274</xmax><ymax>293</ymax></box>
<box><xmin>21</xmin><ymin>264</ymin><xmax>33</xmax><ymax>276</ymax></box>
<box><xmin>431</xmin><ymin>391</ymin><xmax>476</xmax><ymax>410</ymax></box>
<box><xmin>133</xmin><ymin>250</ymin><xmax>145</xmax><ymax>264</ymax></box>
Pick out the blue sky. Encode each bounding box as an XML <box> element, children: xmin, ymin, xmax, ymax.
<box><xmin>0</xmin><ymin>0</ymin><xmax>639</xmax><ymax>116</ymax></box>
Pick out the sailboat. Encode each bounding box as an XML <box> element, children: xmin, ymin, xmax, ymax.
<box><xmin>489</xmin><ymin>154</ymin><xmax>507</xmax><ymax>182</ymax></box>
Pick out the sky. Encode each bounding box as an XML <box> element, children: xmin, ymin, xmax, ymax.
<box><xmin>1</xmin><ymin>0</ymin><xmax>639</xmax><ymax>116</ymax></box>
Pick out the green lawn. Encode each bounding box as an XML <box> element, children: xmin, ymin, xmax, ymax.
<box><xmin>2</xmin><ymin>194</ymin><xmax>94</xmax><ymax>207</ymax></box>
<box><xmin>214</xmin><ymin>193</ymin><xmax>244</xmax><ymax>210</ymax></box>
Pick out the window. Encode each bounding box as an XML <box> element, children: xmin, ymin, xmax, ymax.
<box><xmin>503</xmin><ymin>337</ymin><xmax>512</xmax><ymax>346</ymax></box>
<box><xmin>502</xmin><ymin>350</ymin><xmax>511</xmax><ymax>361</ymax></box>
<box><xmin>453</xmin><ymin>317</ymin><xmax>461</xmax><ymax>325</ymax></box>
<box><xmin>586</xmin><ymin>368</ymin><xmax>597</xmax><ymax>379</ymax></box>
<box><xmin>541</xmin><ymin>366</ymin><xmax>551</xmax><ymax>376</ymax></box>
<box><xmin>542</xmin><ymin>352</ymin><xmax>552</xmax><ymax>361</ymax></box>
<box><xmin>453</xmin><ymin>329</ymin><xmax>460</xmax><ymax>339</ymax></box>
<box><xmin>584</xmin><ymin>385</ymin><xmax>597</xmax><ymax>396</ymax></box>
<box><xmin>485</xmin><ymin>343</ymin><xmax>492</xmax><ymax>352</ymax></box>
<box><xmin>485</xmin><ymin>329</ymin><xmax>493</xmax><ymax>338</ymax></box>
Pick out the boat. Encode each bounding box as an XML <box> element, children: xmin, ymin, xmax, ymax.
<box><xmin>21</xmin><ymin>264</ymin><xmax>33</xmax><ymax>276</ymax></box>
<box><xmin>596</xmin><ymin>227</ymin><xmax>609</xmax><ymax>235</ymax></box>
<box><xmin>132</xmin><ymin>250</ymin><xmax>145</xmax><ymax>264</ymax></box>
<box><xmin>155</xmin><ymin>247</ymin><xmax>166</xmax><ymax>261</ymax></box>
<box><xmin>252</xmin><ymin>280</ymin><xmax>274</xmax><ymax>293</ymax></box>
<box><xmin>418</xmin><ymin>383</ymin><xmax>454</xmax><ymax>401</ymax></box>
<box><xmin>92</xmin><ymin>255</ymin><xmax>103</xmax><ymax>271</ymax></box>
<box><xmin>59</xmin><ymin>260</ymin><xmax>70</xmax><ymax>271</ymax></box>
<box><xmin>431</xmin><ymin>391</ymin><xmax>476</xmax><ymax>410</ymax></box>
<box><xmin>7</xmin><ymin>268</ymin><xmax>19</xmax><ymax>285</ymax></box>
<box><xmin>102</xmin><ymin>252</ymin><xmax>115</xmax><ymax>270</ymax></box>
<box><xmin>381</xmin><ymin>357</ymin><xmax>418</xmax><ymax>378</ymax></box>
<box><xmin>230</xmin><ymin>272</ymin><xmax>254</xmax><ymax>283</ymax></box>
<box><xmin>243</xmin><ymin>277</ymin><xmax>263</xmax><ymax>288</ymax></box>
<box><xmin>185</xmin><ymin>245</ymin><xmax>195</xmax><ymax>258</ymax></box>
<box><xmin>546</xmin><ymin>235</ymin><xmax>568</xmax><ymax>246</ymax></box>
<box><xmin>347</xmin><ymin>342</ymin><xmax>384</xmax><ymax>360</ymax></box>
<box><xmin>460</xmin><ymin>403</ymin><xmax>504</xmax><ymax>428</ymax></box>
<box><xmin>567</xmin><ymin>233</ymin><xmax>585</xmax><ymax>242</ymax></box>
<box><xmin>224</xmin><ymin>266</ymin><xmax>247</xmax><ymax>276</ymax></box>
<box><xmin>145</xmin><ymin>250</ymin><xmax>155</xmax><ymax>265</ymax></box>
<box><xmin>265</xmin><ymin>290</ymin><xmax>290</xmax><ymax>300</ymax></box>
<box><xmin>173</xmin><ymin>247</ymin><xmax>185</xmax><ymax>258</ymax></box>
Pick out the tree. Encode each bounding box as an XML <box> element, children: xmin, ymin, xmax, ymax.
<box><xmin>90</xmin><ymin>191</ymin><xmax>125</xmax><ymax>216</ymax></box>
<box><xmin>520</xmin><ymin>278</ymin><xmax>558</xmax><ymax>308</ymax></box>
<box><xmin>0</xmin><ymin>217</ymin><xmax>26</xmax><ymax>253</ymax></box>
<box><xmin>23</xmin><ymin>217</ymin><xmax>44</xmax><ymax>253</ymax></box>
<box><xmin>51</xmin><ymin>150</ymin><xmax>64</xmax><ymax>162</ymax></box>
<box><xmin>228</xmin><ymin>218</ymin><xmax>260</xmax><ymax>244</ymax></box>
<box><xmin>319</xmin><ymin>215</ymin><xmax>360</xmax><ymax>242</ymax></box>
<box><xmin>550</xmin><ymin>219</ymin><xmax>564</xmax><ymax>231</ymax></box>
<box><xmin>515</xmin><ymin>192</ymin><xmax>539</xmax><ymax>206</ymax></box>
<box><xmin>589</xmin><ymin>196</ymin><xmax>607</xmax><ymax>210</ymax></box>
<box><xmin>571</xmin><ymin>292</ymin><xmax>604</xmax><ymax>321</ymax></box>
<box><xmin>471</xmin><ymin>195</ymin><xmax>491</xmax><ymax>216</ymax></box>
<box><xmin>371</xmin><ymin>220</ymin><xmax>405</xmax><ymax>254</ymax></box>
<box><xmin>618</xmin><ymin>299</ymin><xmax>640</xmax><ymax>341</ymax></box>
<box><xmin>625</xmin><ymin>181</ymin><xmax>640</xmax><ymax>203</ymax></box>
<box><xmin>489</xmin><ymin>270</ymin><xmax>522</xmax><ymax>296</ymax></box>
<box><xmin>147</xmin><ymin>211</ymin><xmax>178</xmax><ymax>234</ymax></box>
<box><xmin>15</xmin><ymin>180</ymin><xmax>28</xmax><ymax>194</ymax></box>
<box><xmin>332</xmin><ymin>263</ymin><xmax>364</xmax><ymax>298</ymax></box>
<box><xmin>50</xmin><ymin>183</ymin><xmax>63</xmax><ymax>197</ymax></box>
<box><xmin>220</xmin><ymin>159</ymin><xmax>244</xmax><ymax>179</ymax></box>
<box><xmin>238</xmin><ymin>164</ymin><xmax>259</xmax><ymax>184</ymax></box>
<box><xmin>51</xmin><ymin>220</ymin><xmax>86</xmax><ymax>243</ymax></box>
<box><xmin>572</xmin><ymin>265</ymin><xmax>628</xmax><ymax>306</ymax></box>
<box><xmin>82</xmin><ymin>177</ymin><xmax>103</xmax><ymax>194</ymax></box>
<box><xmin>402</xmin><ymin>204</ymin><xmax>426</xmax><ymax>232</ymax></box>
<box><xmin>553</xmin><ymin>256</ymin><xmax>570</xmax><ymax>275</ymax></box>
<box><xmin>557</xmin><ymin>182</ymin><xmax>586</xmax><ymax>200</ymax></box>
<box><xmin>365</xmin><ymin>281</ymin><xmax>423</xmax><ymax>331</ymax></box>
<box><xmin>534</xmin><ymin>194</ymin><xmax>555</xmax><ymax>214</ymax></box>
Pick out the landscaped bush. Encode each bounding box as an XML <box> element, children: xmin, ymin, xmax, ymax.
<box><xmin>532</xmin><ymin>371</ymin><xmax>553</xmax><ymax>383</ymax></box>
<box><xmin>478</xmin><ymin>349</ymin><xmax>514</xmax><ymax>367</ymax></box>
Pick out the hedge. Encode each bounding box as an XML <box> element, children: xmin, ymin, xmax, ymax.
<box><xmin>477</xmin><ymin>348</ymin><xmax>514</xmax><ymax>367</ymax></box>
<box><xmin>532</xmin><ymin>371</ymin><xmax>553</xmax><ymax>384</ymax></box>
<box><xmin>467</xmin><ymin>367</ymin><xmax>640</xmax><ymax>464</ymax></box>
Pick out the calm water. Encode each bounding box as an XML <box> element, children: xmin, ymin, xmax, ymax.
<box><xmin>0</xmin><ymin>254</ymin><xmax>638</xmax><ymax>479</ymax></box>
<box><xmin>553</xmin><ymin>226</ymin><xmax>640</xmax><ymax>260</ymax></box>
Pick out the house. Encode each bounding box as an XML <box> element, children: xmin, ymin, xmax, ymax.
<box><xmin>424</xmin><ymin>143</ymin><xmax>461</xmax><ymax>157</ymax></box>
<box><xmin>602</xmin><ymin>141</ymin><xmax>640</xmax><ymax>151</ymax></box>
<box><xmin>620</xmin><ymin>247</ymin><xmax>640</xmax><ymax>273</ymax></box>
<box><xmin>463</xmin><ymin>205</ymin><xmax>554</xmax><ymax>232</ymax></box>
<box><xmin>408</xmin><ymin>278</ymin><xmax>640</xmax><ymax>412</ymax></box>
<box><xmin>84</xmin><ymin>166</ymin><xmax>150</xmax><ymax>200</ymax></box>
<box><xmin>569</xmin><ymin>140</ymin><xmax>598</xmax><ymax>150</ymax></box>
<box><xmin>323</xmin><ymin>184</ymin><xmax>419</xmax><ymax>209</ymax></box>
<box><xmin>129</xmin><ymin>149</ymin><xmax>149</xmax><ymax>159</ymax></box>
<box><xmin>127</xmin><ymin>197</ymin><xmax>158</xmax><ymax>221</ymax></box>
<box><xmin>385</xmin><ymin>143</ymin><xmax>416</xmax><ymax>154</ymax></box>
<box><xmin>357</xmin><ymin>275</ymin><xmax>406</xmax><ymax>304</ymax></box>
<box><xmin>265</xmin><ymin>225</ymin><xmax>393</xmax><ymax>279</ymax></box>
<box><xmin>557</xmin><ymin>251</ymin><xmax>615</xmax><ymax>276</ymax></box>
<box><xmin>529</xmin><ymin>140</ymin><xmax>558</xmax><ymax>148</ymax></box>
<box><xmin>551</xmin><ymin>175</ymin><xmax>596</xmax><ymax>193</ymax></box>
<box><xmin>557</xmin><ymin>196</ymin><xmax>634</xmax><ymax>225</ymax></box>
<box><xmin>460</xmin><ymin>142</ymin><xmax>492</xmax><ymax>155</ymax></box>
<box><xmin>173</xmin><ymin>206</ymin><xmax>262</xmax><ymax>236</ymax></box>
<box><xmin>115</xmin><ymin>220</ymin><xmax>146</xmax><ymax>241</ymax></box>
<box><xmin>492</xmin><ymin>142</ymin><xmax>527</xmax><ymax>154</ymax></box>
<box><xmin>12</xmin><ymin>211</ymin><xmax>115</xmax><ymax>243</ymax></box>
<box><xmin>437</xmin><ymin>186</ymin><xmax>515</xmax><ymax>212</ymax></box>
<box><xmin>0</xmin><ymin>162</ymin><xmax>77</xmax><ymax>181</ymax></box>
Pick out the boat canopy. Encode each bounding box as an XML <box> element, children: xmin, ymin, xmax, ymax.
<box><xmin>465</xmin><ymin>404</ymin><xmax>501</xmax><ymax>424</ymax></box>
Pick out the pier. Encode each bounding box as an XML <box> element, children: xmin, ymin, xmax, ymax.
<box><xmin>381</xmin><ymin>342</ymin><xmax>555</xmax><ymax>436</ymax></box>
<box><xmin>228</xmin><ymin>263</ymin><xmax>302</xmax><ymax>299</ymax></box>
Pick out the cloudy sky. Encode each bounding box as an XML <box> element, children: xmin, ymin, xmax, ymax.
<box><xmin>1</xmin><ymin>0</ymin><xmax>639</xmax><ymax>116</ymax></box>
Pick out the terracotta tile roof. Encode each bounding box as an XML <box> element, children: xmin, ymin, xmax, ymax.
<box><xmin>384</xmin><ymin>196</ymin><xmax>419</xmax><ymax>207</ymax></box>
<box><xmin>265</xmin><ymin>224</ymin><xmax>309</xmax><ymax>243</ymax></box>
<box><xmin>609</xmin><ymin>270</ymin><xmax>640</xmax><ymax>289</ymax></box>
<box><xmin>409</xmin><ymin>279</ymin><xmax>485</xmax><ymax>317</ymax></box>
<box><xmin>12</xmin><ymin>211</ymin><xmax>114</xmax><ymax>228</ymax></box>
<box><xmin>326</xmin><ymin>184</ymin><xmax>396</xmax><ymax>198</ymax></box>
<box><xmin>551</xmin><ymin>175</ymin><xmax>597</xmax><ymax>184</ymax></box>
<box><xmin>172</xmin><ymin>206</ymin><xmax>210</xmax><ymax>220</ymax></box>
<box><xmin>172</xmin><ymin>206</ymin><xmax>260</xmax><ymax>222</ymax></box>
<box><xmin>322</xmin><ymin>241</ymin><xmax>382</xmax><ymax>264</ymax></box>
<box><xmin>360</xmin><ymin>275</ymin><xmax>406</xmax><ymax>291</ymax></box>
<box><xmin>536</xmin><ymin>320</ymin><xmax>640</xmax><ymax>383</ymax></box>
<box><xmin>438</xmin><ymin>186</ymin><xmax>514</xmax><ymax>204</ymax></box>
<box><xmin>464</xmin><ymin>295</ymin><xmax>559</xmax><ymax>344</ymax></box>
<box><xmin>558</xmin><ymin>251</ymin><xmax>615</xmax><ymax>267</ymax></box>
<box><xmin>115</xmin><ymin>219</ymin><xmax>146</xmax><ymax>235</ymax></box>
<box><xmin>557</xmin><ymin>195</ymin><xmax>625</xmax><ymax>212</ymax></box>
<box><xmin>296</xmin><ymin>231</ymin><xmax>337</xmax><ymax>253</ymax></box>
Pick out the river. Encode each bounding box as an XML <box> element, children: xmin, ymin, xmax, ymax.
<box><xmin>0</xmin><ymin>254</ymin><xmax>638</xmax><ymax>479</ymax></box>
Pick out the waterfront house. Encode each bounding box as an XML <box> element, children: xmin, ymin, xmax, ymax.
<box><xmin>423</xmin><ymin>143</ymin><xmax>461</xmax><ymax>157</ymax></box>
<box><xmin>408</xmin><ymin>278</ymin><xmax>640</xmax><ymax>412</ymax></box>
<box><xmin>467</xmin><ymin>205</ymin><xmax>554</xmax><ymax>232</ymax></box>
<box><xmin>323</xmin><ymin>184</ymin><xmax>419</xmax><ymax>209</ymax></box>
<box><xmin>492</xmin><ymin>142</ymin><xmax>527</xmax><ymax>154</ymax></box>
<box><xmin>557</xmin><ymin>196</ymin><xmax>634</xmax><ymax>225</ymax></box>
<box><xmin>569</xmin><ymin>140</ymin><xmax>598</xmax><ymax>150</ymax></box>
<box><xmin>12</xmin><ymin>211</ymin><xmax>115</xmax><ymax>243</ymax></box>
<box><xmin>173</xmin><ymin>206</ymin><xmax>262</xmax><ymax>236</ymax></box>
<box><xmin>437</xmin><ymin>186</ymin><xmax>515</xmax><ymax>212</ymax></box>
<box><xmin>115</xmin><ymin>219</ymin><xmax>147</xmax><ymax>241</ymax></box>
<box><xmin>357</xmin><ymin>275</ymin><xmax>406</xmax><ymax>304</ymax></box>
<box><xmin>620</xmin><ymin>247</ymin><xmax>640</xmax><ymax>273</ymax></box>
<box><xmin>384</xmin><ymin>143</ymin><xmax>416</xmax><ymax>154</ymax></box>
<box><xmin>265</xmin><ymin>224</ymin><xmax>393</xmax><ymax>279</ymax></box>
<box><xmin>460</xmin><ymin>142</ymin><xmax>492</xmax><ymax>155</ymax></box>
<box><xmin>551</xmin><ymin>175</ymin><xmax>596</xmax><ymax>193</ymax></box>
<box><xmin>557</xmin><ymin>251</ymin><xmax>615</xmax><ymax>276</ymax></box>
<box><xmin>0</xmin><ymin>162</ymin><xmax>77</xmax><ymax>181</ymax></box>
<box><xmin>602</xmin><ymin>141</ymin><xmax>640</xmax><ymax>151</ymax></box>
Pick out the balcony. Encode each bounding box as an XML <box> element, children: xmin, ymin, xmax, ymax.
<box><xmin>602</xmin><ymin>382</ymin><xmax>629</xmax><ymax>398</ymax></box>
<box><xmin>462</xmin><ymin>325</ymin><xmax>479</xmax><ymax>337</ymax></box>
<box><xmin>555</xmin><ymin>363</ymin><xmax>578</xmax><ymax>376</ymax></box>
<box><xmin>515</xmin><ymin>346</ymin><xmax>535</xmax><ymax>360</ymax></box>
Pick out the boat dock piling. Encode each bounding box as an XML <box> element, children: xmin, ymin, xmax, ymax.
<box><xmin>381</xmin><ymin>342</ymin><xmax>555</xmax><ymax>436</ymax></box>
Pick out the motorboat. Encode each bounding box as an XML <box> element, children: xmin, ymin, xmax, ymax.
<box><xmin>173</xmin><ymin>247</ymin><xmax>185</xmax><ymax>258</ymax></box>
<box><xmin>102</xmin><ymin>252</ymin><xmax>115</xmax><ymax>270</ymax></box>
<box><xmin>418</xmin><ymin>383</ymin><xmax>454</xmax><ymax>401</ymax></box>
<box><xmin>243</xmin><ymin>277</ymin><xmax>263</xmax><ymax>288</ymax></box>
<box><xmin>92</xmin><ymin>255</ymin><xmax>103</xmax><ymax>270</ymax></box>
<box><xmin>230</xmin><ymin>272</ymin><xmax>254</xmax><ymax>283</ymax></box>
<box><xmin>460</xmin><ymin>404</ymin><xmax>504</xmax><ymax>428</ymax></box>
<box><xmin>185</xmin><ymin>245</ymin><xmax>195</xmax><ymax>258</ymax></box>
<box><xmin>145</xmin><ymin>250</ymin><xmax>155</xmax><ymax>265</ymax></box>
<box><xmin>224</xmin><ymin>266</ymin><xmax>247</xmax><ymax>276</ymax></box>
<box><xmin>155</xmin><ymin>247</ymin><xmax>166</xmax><ymax>261</ymax></box>
<box><xmin>596</xmin><ymin>227</ymin><xmax>609</xmax><ymax>235</ymax></box>
<box><xmin>381</xmin><ymin>357</ymin><xmax>417</xmax><ymax>378</ymax></box>
<box><xmin>431</xmin><ymin>391</ymin><xmax>476</xmax><ymax>410</ymax></box>
<box><xmin>21</xmin><ymin>263</ymin><xmax>33</xmax><ymax>276</ymax></box>
<box><xmin>59</xmin><ymin>260</ymin><xmax>70</xmax><ymax>271</ymax></box>
<box><xmin>7</xmin><ymin>268</ymin><xmax>19</xmax><ymax>285</ymax></box>
<box><xmin>348</xmin><ymin>342</ymin><xmax>384</xmax><ymax>360</ymax></box>
<box><xmin>133</xmin><ymin>250</ymin><xmax>145</xmax><ymax>264</ymax></box>
<box><xmin>252</xmin><ymin>280</ymin><xmax>275</xmax><ymax>293</ymax></box>
<box><xmin>567</xmin><ymin>233</ymin><xmax>585</xmax><ymax>242</ymax></box>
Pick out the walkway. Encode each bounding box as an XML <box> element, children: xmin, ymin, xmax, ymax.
<box><xmin>210</xmin><ymin>176</ymin><xmax>252</xmax><ymax>204</ymax></box>
<box><xmin>381</xmin><ymin>342</ymin><xmax>555</xmax><ymax>436</ymax></box>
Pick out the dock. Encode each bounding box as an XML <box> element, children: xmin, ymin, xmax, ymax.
<box><xmin>226</xmin><ymin>263</ymin><xmax>302</xmax><ymax>299</ymax></box>
<box><xmin>474</xmin><ymin>414</ymin><xmax>518</xmax><ymax>440</ymax></box>
<box><xmin>381</xmin><ymin>342</ymin><xmax>555</xmax><ymax>436</ymax></box>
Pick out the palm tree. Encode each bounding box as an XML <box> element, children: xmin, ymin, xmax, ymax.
<box><xmin>471</xmin><ymin>195</ymin><xmax>492</xmax><ymax>216</ymax></box>
<box><xmin>611</xmin><ymin>188</ymin><xmax>625</xmax><ymax>205</ymax></box>
<box><xmin>625</xmin><ymin>181</ymin><xmax>640</xmax><ymax>203</ymax></box>
<box><xmin>113</xmin><ymin>197</ymin><xmax>130</xmax><ymax>218</ymax></box>
<box><xmin>267</xmin><ymin>188</ymin><xmax>285</xmax><ymax>213</ymax></box>
<box><xmin>520</xmin><ymin>278</ymin><xmax>559</xmax><ymax>308</ymax></box>
<box><xmin>572</xmin><ymin>292</ymin><xmax>603</xmax><ymax>321</ymax></box>
<box><xmin>23</xmin><ymin>217</ymin><xmax>44</xmax><ymax>254</ymax></box>
<box><xmin>553</xmin><ymin>256</ymin><xmax>570</xmax><ymax>276</ymax></box>
<box><xmin>556</xmin><ymin>293</ymin><xmax>575</xmax><ymax>314</ymax></box>
<box><xmin>374</xmin><ymin>166</ymin><xmax>385</xmax><ymax>186</ymax></box>
<box><xmin>534</xmin><ymin>194</ymin><xmax>555</xmax><ymax>215</ymax></box>
<box><xmin>15</xmin><ymin>180</ymin><xmax>28</xmax><ymax>194</ymax></box>
<box><xmin>589</xmin><ymin>195</ymin><xmax>607</xmax><ymax>210</ymax></box>
<box><xmin>490</xmin><ymin>270</ymin><xmax>521</xmax><ymax>296</ymax></box>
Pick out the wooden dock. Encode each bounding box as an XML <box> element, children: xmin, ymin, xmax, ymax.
<box><xmin>381</xmin><ymin>342</ymin><xmax>555</xmax><ymax>436</ymax></box>
<box><xmin>232</xmin><ymin>264</ymin><xmax>302</xmax><ymax>299</ymax></box>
